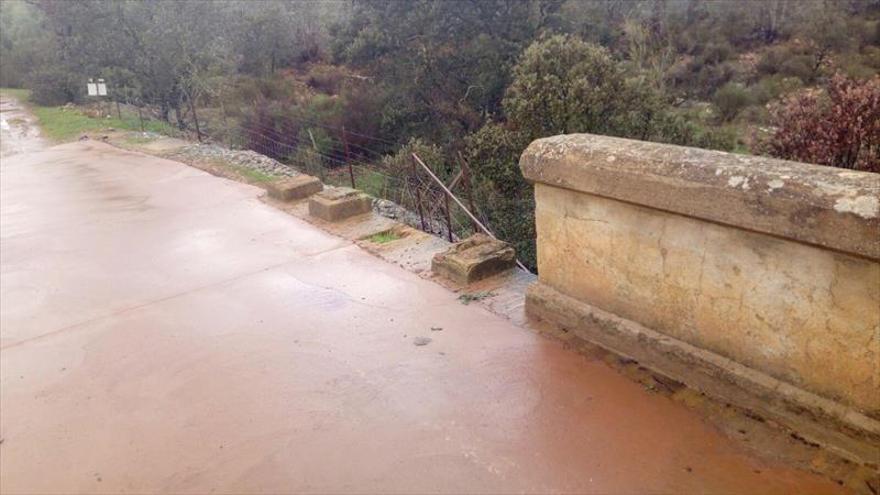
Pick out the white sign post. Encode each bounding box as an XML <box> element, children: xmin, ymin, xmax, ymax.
<box><xmin>86</xmin><ymin>78</ymin><xmax>113</xmax><ymax>117</ymax></box>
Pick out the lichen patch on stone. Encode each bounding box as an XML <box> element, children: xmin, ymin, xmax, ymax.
<box><xmin>726</xmin><ymin>176</ymin><xmax>751</xmax><ymax>190</ymax></box>
<box><xmin>767</xmin><ymin>179</ymin><xmax>785</xmax><ymax>192</ymax></box>
<box><xmin>834</xmin><ymin>196</ymin><xmax>880</xmax><ymax>219</ymax></box>
<box><xmin>815</xmin><ymin>180</ymin><xmax>853</xmax><ymax>197</ymax></box>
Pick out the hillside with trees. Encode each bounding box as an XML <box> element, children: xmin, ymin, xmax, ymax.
<box><xmin>1</xmin><ymin>0</ymin><xmax>878</xmax><ymax>268</ymax></box>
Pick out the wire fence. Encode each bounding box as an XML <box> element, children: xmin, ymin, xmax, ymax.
<box><xmin>100</xmin><ymin>98</ymin><xmax>529</xmax><ymax>271</ymax></box>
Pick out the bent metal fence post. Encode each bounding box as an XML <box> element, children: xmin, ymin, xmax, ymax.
<box><xmin>409</xmin><ymin>154</ymin><xmax>428</xmax><ymax>231</ymax></box>
<box><xmin>458</xmin><ymin>153</ymin><xmax>480</xmax><ymax>233</ymax></box>
<box><xmin>342</xmin><ymin>125</ymin><xmax>356</xmax><ymax>189</ymax></box>
<box><xmin>411</xmin><ymin>152</ymin><xmax>530</xmax><ymax>273</ymax></box>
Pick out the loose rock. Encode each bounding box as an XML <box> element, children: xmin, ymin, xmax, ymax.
<box><xmin>171</xmin><ymin>143</ymin><xmax>299</xmax><ymax>178</ymax></box>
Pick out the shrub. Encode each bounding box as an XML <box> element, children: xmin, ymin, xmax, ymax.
<box><xmin>503</xmin><ymin>34</ymin><xmax>673</xmax><ymax>140</ymax></box>
<box><xmin>698</xmin><ymin>42</ymin><xmax>734</xmax><ymax>66</ymax></box>
<box><xmin>381</xmin><ymin>138</ymin><xmax>446</xmax><ymax>178</ymax></box>
<box><xmin>690</xmin><ymin>61</ymin><xmax>736</xmax><ymax>99</ymax></box>
<box><xmin>289</xmin><ymin>147</ymin><xmax>324</xmax><ymax>178</ymax></box>
<box><xmin>240</xmin><ymin>98</ymin><xmax>299</xmax><ymax>160</ymax></box>
<box><xmin>293</xmin><ymin>32</ymin><xmax>323</xmax><ymax>67</ymax></box>
<box><xmin>379</xmin><ymin>138</ymin><xmax>447</xmax><ymax>205</ymax></box>
<box><xmin>305</xmin><ymin>64</ymin><xmax>347</xmax><ymax>94</ymax></box>
<box><xmin>337</xmin><ymin>83</ymin><xmax>392</xmax><ymax>157</ymax></box>
<box><xmin>766</xmin><ymin>74</ymin><xmax>879</xmax><ymax>172</ymax></box>
<box><xmin>29</xmin><ymin>66</ymin><xmax>82</xmax><ymax>105</ymax></box>
<box><xmin>464</xmin><ymin>123</ymin><xmax>536</xmax><ymax>270</ymax></box>
<box><xmin>756</xmin><ymin>47</ymin><xmax>787</xmax><ymax>76</ymax></box>
<box><xmin>779</xmin><ymin>55</ymin><xmax>816</xmax><ymax>82</ymax></box>
<box><xmin>834</xmin><ymin>52</ymin><xmax>880</xmax><ymax>80</ymax></box>
<box><xmin>739</xmin><ymin>105</ymin><xmax>771</xmax><ymax>125</ymax></box>
<box><xmin>235</xmin><ymin>75</ymin><xmax>299</xmax><ymax>103</ymax></box>
<box><xmin>751</xmin><ymin>75</ymin><xmax>804</xmax><ymax>104</ymax></box>
<box><xmin>713</xmin><ymin>82</ymin><xmax>752</xmax><ymax>121</ymax></box>
<box><xmin>651</xmin><ymin>112</ymin><xmax>737</xmax><ymax>152</ymax></box>
<box><xmin>503</xmin><ymin>35</ymin><xmax>627</xmax><ymax>138</ymax></box>
<box><xmin>860</xmin><ymin>46</ymin><xmax>880</xmax><ymax>71</ymax></box>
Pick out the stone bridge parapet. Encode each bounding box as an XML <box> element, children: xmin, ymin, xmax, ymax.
<box><xmin>520</xmin><ymin>134</ymin><xmax>880</xmax><ymax>464</ymax></box>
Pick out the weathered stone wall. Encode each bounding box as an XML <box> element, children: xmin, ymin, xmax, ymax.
<box><xmin>520</xmin><ymin>134</ymin><xmax>880</xmax><ymax>460</ymax></box>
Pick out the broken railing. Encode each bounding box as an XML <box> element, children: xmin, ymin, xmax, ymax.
<box><xmin>410</xmin><ymin>152</ymin><xmax>530</xmax><ymax>273</ymax></box>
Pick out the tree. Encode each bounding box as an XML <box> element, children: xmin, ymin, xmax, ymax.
<box><xmin>503</xmin><ymin>35</ymin><xmax>641</xmax><ymax>138</ymax></box>
<box><xmin>25</xmin><ymin>0</ymin><xmax>234</xmax><ymax>122</ymax></box>
<box><xmin>229</xmin><ymin>0</ymin><xmax>339</xmax><ymax>76</ymax></box>
<box><xmin>466</xmin><ymin>36</ymin><xmax>654</xmax><ymax>269</ymax></box>
<box><xmin>467</xmin><ymin>34</ymin><xmax>735</xmax><ymax>269</ymax></box>
<box><xmin>622</xmin><ymin>18</ymin><xmax>675</xmax><ymax>93</ymax></box>
<box><xmin>465</xmin><ymin>123</ymin><xmax>536</xmax><ymax>267</ymax></box>
<box><xmin>331</xmin><ymin>0</ymin><xmax>563</xmax><ymax>144</ymax></box>
<box><xmin>0</xmin><ymin>1</ymin><xmax>49</xmax><ymax>89</ymax></box>
<box><xmin>767</xmin><ymin>74</ymin><xmax>879</xmax><ymax>172</ymax></box>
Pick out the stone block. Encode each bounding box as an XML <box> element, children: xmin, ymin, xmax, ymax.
<box><xmin>266</xmin><ymin>174</ymin><xmax>323</xmax><ymax>201</ymax></box>
<box><xmin>431</xmin><ymin>233</ymin><xmax>515</xmax><ymax>285</ymax></box>
<box><xmin>308</xmin><ymin>187</ymin><xmax>372</xmax><ymax>222</ymax></box>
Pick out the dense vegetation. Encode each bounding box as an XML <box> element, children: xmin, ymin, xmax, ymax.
<box><xmin>2</xmin><ymin>0</ymin><xmax>878</xmax><ymax>268</ymax></box>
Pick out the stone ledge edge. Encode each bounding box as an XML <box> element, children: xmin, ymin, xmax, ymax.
<box><xmin>520</xmin><ymin>134</ymin><xmax>880</xmax><ymax>260</ymax></box>
<box><xmin>526</xmin><ymin>281</ymin><xmax>880</xmax><ymax>466</ymax></box>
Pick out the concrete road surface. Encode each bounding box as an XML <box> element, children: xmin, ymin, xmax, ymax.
<box><xmin>0</xmin><ymin>127</ymin><xmax>845</xmax><ymax>492</ymax></box>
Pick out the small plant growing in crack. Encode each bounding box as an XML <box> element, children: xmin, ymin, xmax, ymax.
<box><xmin>368</xmin><ymin>231</ymin><xmax>402</xmax><ymax>244</ymax></box>
<box><xmin>457</xmin><ymin>291</ymin><xmax>494</xmax><ymax>305</ymax></box>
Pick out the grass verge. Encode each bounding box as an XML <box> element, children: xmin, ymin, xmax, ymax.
<box><xmin>368</xmin><ymin>230</ymin><xmax>403</xmax><ymax>244</ymax></box>
<box><xmin>0</xmin><ymin>87</ymin><xmax>31</xmax><ymax>102</ymax></box>
<box><xmin>232</xmin><ymin>166</ymin><xmax>276</xmax><ymax>183</ymax></box>
<box><xmin>30</xmin><ymin>106</ymin><xmax>173</xmax><ymax>142</ymax></box>
<box><xmin>1</xmin><ymin>87</ymin><xmax>173</xmax><ymax>143</ymax></box>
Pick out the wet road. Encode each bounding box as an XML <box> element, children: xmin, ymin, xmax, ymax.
<box><xmin>0</xmin><ymin>96</ymin><xmax>46</xmax><ymax>157</ymax></box>
<box><xmin>0</xmin><ymin>125</ymin><xmax>847</xmax><ymax>492</ymax></box>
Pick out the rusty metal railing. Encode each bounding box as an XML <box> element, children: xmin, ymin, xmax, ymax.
<box><xmin>411</xmin><ymin>152</ymin><xmax>530</xmax><ymax>273</ymax></box>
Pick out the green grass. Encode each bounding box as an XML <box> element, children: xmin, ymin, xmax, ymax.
<box><xmin>356</xmin><ymin>170</ymin><xmax>392</xmax><ymax>199</ymax></box>
<box><xmin>30</xmin><ymin>106</ymin><xmax>173</xmax><ymax>142</ymax></box>
<box><xmin>232</xmin><ymin>166</ymin><xmax>276</xmax><ymax>183</ymax></box>
<box><xmin>368</xmin><ymin>230</ymin><xmax>402</xmax><ymax>244</ymax></box>
<box><xmin>1</xmin><ymin>88</ymin><xmax>173</xmax><ymax>143</ymax></box>
<box><xmin>0</xmin><ymin>87</ymin><xmax>31</xmax><ymax>102</ymax></box>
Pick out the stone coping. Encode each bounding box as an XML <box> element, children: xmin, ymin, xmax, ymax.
<box><xmin>520</xmin><ymin>134</ymin><xmax>880</xmax><ymax>260</ymax></box>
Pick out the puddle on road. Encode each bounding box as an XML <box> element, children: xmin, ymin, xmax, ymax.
<box><xmin>0</xmin><ymin>97</ymin><xmax>47</xmax><ymax>157</ymax></box>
